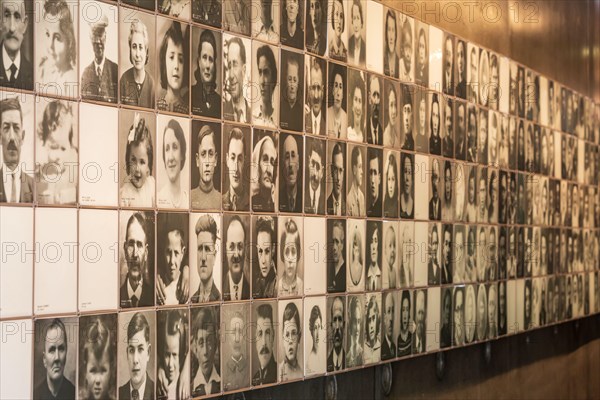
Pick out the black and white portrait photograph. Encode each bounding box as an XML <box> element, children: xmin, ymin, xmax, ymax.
<box><xmin>427</xmin><ymin>222</ymin><xmax>441</xmax><ymax>286</ymax></box>
<box><xmin>327</xmin><ymin>295</ymin><xmax>346</xmax><ymax>372</ymax></box>
<box><xmin>347</xmin><ymin>68</ymin><xmax>366</xmax><ymax>142</ymax></box>
<box><xmin>412</xmin><ymin>289</ymin><xmax>427</xmax><ymax>354</ymax></box>
<box><xmin>399</xmin><ymin>14</ymin><xmax>414</xmax><ymax>82</ymax></box>
<box><xmin>429</xmin><ymin>92</ymin><xmax>442</xmax><ymax>155</ymax></box>
<box><xmin>156</xmin><ymin>309</ymin><xmax>189</xmax><ymax>400</ymax></box>
<box><xmin>366</xmin><ymin>147</ymin><xmax>382</xmax><ymax>217</ymax></box>
<box><xmin>498</xmin><ymin>280</ymin><xmax>507</xmax><ymax>336</ymax></box>
<box><xmin>278</xmin><ymin>299</ymin><xmax>303</xmax><ymax>382</ymax></box>
<box><xmin>365</xmin><ymin>221</ymin><xmax>382</xmax><ymax>291</ymax></box>
<box><xmin>190</xmin><ymin>305</ymin><xmax>221</xmax><ymax>396</ymax></box>
<box><xmin>34</xmin><ymin>318</ymin><xmax>77</xmax><ymax>400</ymax></box>
<box><xmin>453</xmin><ymin>286</ymin><xmax>465</xmax><ymax>346</ymax></box>
<box><xmin>78</xmin><ymin>314</ymin><xmax>117</xmax><ymax>400</ymax></box>
<box><xmin>488</xmin><ymin>52</ymin><xmax>500</xmax><ymax>110</ymax></box>
<box><xmin>454</xmin><ymin>38</ymin><xmax>466</xmax><ymax>98</ymax></box>
<box><xmin>190</xmin><ymin>120</ymin><xmax>221</xmax><ymax>210</ymax></box>
<box><xmin>478</xmin><ymin>108</ymin><xmax>488</xmax><ymax>165</ymax></box>
<box><xmin>277</xmin><ymin>216</ymin><xmax>304</xmax><ymax>297</ymax></box>
<box><xmin>397</xmin><ymin>290</ymin><xmax>412</xmax><ymax>356</ymax></box>
<box><xmin>442</xmin><ymin>33</ymin><xmax>454</xmax><ymax>95</ymax></box>
<box><xmin>327</xmin><ymin>141</ymin><xmax>346</xmax><ymax>216</ymax></box>
<box><xmin>414</xmin><ymin>20</ymin><xmax>428</xmax><ymax>87</ymax></box>
<box><xmin>347</xmin><ymin>0</ymin><xmax>366</xmax><ymax>67</ymax></box>
<box><xmin>191</xmin><ymin>27</ymin><xmax>222</xmax><ymax>119</ymax></box>
<box><xmin>119</xmin><ymin>9</ymin><xmax>156</xmax><ymax>109</ymax></box>
<box><xmin>253</xmin><ymin>0</ymin><xmax>279</xmax><ymax>44</ymax></box>
<box><xmin>487</xmin><ymin>283</ymin><xmax>498</xmax><ymax>339</ymax></box>
<box><xmin>223</xmin><ymin>0</ymin><xmax>250</xmax><ymax>36</ymax></box>
<box><xmin>442</xmin><ymin>160</ymin><xmax>454</xmax><ymax>222</ymax></box>
<box><xmin>466</xmin><ymin>104</ymin><xmax>478</xmax><ymax>163</ymax></box>
<box><xmin>119</xmin><ymin>109</ymin><xmax>156</xmax><ymax>208</ymax></box>
<box><xmin>35</xmin><ymin>97</ymin><xmax>78</xmax><ymax>205</ymax></box>
<box><xmin>156</xmin><ymin>213</ymin><xmax>190</xmax><ymax>306</ymax></box>
<box><xmin>303</xmin><ymin>137</ymin><xmax>325</xmax><ymax>214</ymax></box>
<box><xmin>222</xmin><ymin>302</ymin><xmax>251</xmax><ymax>392</ymax></box>
<box><xmin>464</xmin><ymin>284</ymin><xmax>476</xmax><ymax>344</ymax></box>
<box><xmin>400</xmin><ymin>152</ymin><xmax>414</xmax><ymax>218</ymax></box>
<box><xmin>305</xmin><ymin>0</ymin><xmax>326</xmax><ymax>56</ymax></box>
<box><xmin>381</xmin><ymin>291</ymin><xmax>398</xmax><ymax>361</ymax></box>
<box><xmin>478</xmin><ymin>48</ymin><xmax>489</xmax><ymax>107</ymax></box>
<box><xmin>414</xmin><ymin>88</ymin><xmax>428</xmax><ymax>153</ymax></box>
<box><xmin>192</xmin><ymin>0</ymin><xmax>221</xmax><ymax>27</ymax></box>
<box><xmin>366</xmin><ymin>73</ymin><xmax>383</xmax><ymax>145</ymax></box>
<box><xmin>156</xmin><ymin>115</ymin><xmax>190</xmax><ymax>209</ymax></box>
<box><xmin>278</xmin><ymin>132</ymin><xmax>303</xmax><ymax>213</ymax></box>
<box><xmin>0</xmin><ymin>93</ymin><xmax>34</xmax><ymax>204</ymax></box>
<box><xmin>454</xmin><ymin>164</ymin><xmax>466</xmax><ymax>223</ymax></box>
<box><xmin>123</xmin><ymin>0</ymin><xmax>155</xmax><ymax>11</ymax></box>
<box><xmin>345</xmin><ymin>294</ymin><xmax>364</xmax><ymax>368</ymax></box>
<box><xmin>442</xmin><ymin>97</ymin><xmax>454</xmax><ymax>158</ymax></box>
<box><xmin>0</xmin><ymin>0</ymin><xmax>33</xmax><ymax>90</ymax></box>
<box><xmin>222</xmin><ymin>214</ymin><xmax>250</xmax><ymax>301</ymax></box>
<box><xmin>440</xmin><ymin>287</ymin><xmax>452</xmax><ymax>348</ymax></box>
<box><xmin>251</xmin><ymin>129</ymin><xmax>278</xmax><ymax>212</ymax></box>
<box><xmin>454</xmin><ymin>100</ymin><xmax>466</xmax><ymax>160</ymax></box>
<box><xmin>381</xmin><ymin>221</ymin><xmax>398</xmax><ymax>290</ymax></box>
<box><xmin>383</xmin><ymin>79</ymin><xmax>400</xmax><ymax>148</ymax></box>
<box><xmin>252</xmin><ymin>215</ymin><xmax>278</xmax><ymax>299</ymax></box>
<box><xmin>252</xmin><ymin>41</ymin><xmax>279</xmax><ymax>129</ymax></box>
<box><xmin>383</xmin><ymin>150</ymin><xmax>399</xmax><ymax>218</ymax></box>
<box><xmin>346</xmin><ymin>219</ymin><xmax>365</xmax><ymax>293</ymax></box>
<box><xmin>328</xmin><ymin>218</ymin><xmax>347</xmax><ymax>293</ymax></box>
<box><xmin>304</xmin><ymin>55</ymin><xmax>326</xmax><ymax>135</ymax></box>
<box><xmin>159</xmin><ymin>0</ymin><xmax>191</xmax><ymax>19</ymax></box>
<box><xmin>476</xmin><ymin>283</ymin><xmax>488</xmax><ymax>341</ymax></box>
<box><xmin>328</xmin><ymin>0</ymin><xmax>347</xmax><ymax>62</ymax></box>
<box><xmin>223</xmin><ymin>34</ymin><xmax>251</xmax><ymax>123</ymax></box>
<box><xmin>488</xmin><ymin>169</ymin><xmax>498</xmax><ymax>224</ymax></box>
<box><xmin>429</xmin><ymin>157</ymin><xmax>441</xmax><ymax>221</ymax></box>
<box><xmin>222</xmin><ymin>123</ymin><xmax>250</xmax><ymax>211</ymax></box>
<box><xmin>363</xmin><ymin>293</ymin><xmax>382</xmax><ymax>365</ymax></box>
<box><xmin>304</xmin><ymin>296</ymin><xmax>326</xmax><ymax>376</ymax></box>
<box><xmin>280</xmin><ymin>49</ymin><xmax>304</xmax><ymax>132</ymax></box>
<box><xmin>252</xmin><ymin>301</ymin><xmax>278</xmax><ymax>385</ymax></box>
<box><xmin>79</xmin><ymin>1</ymin><xmax>118</xmax><ymax>103</ymax></box>
<box><xmin>399</xmin><ymin>221</ymin><xmax>414</xmax><ymax>288</ymax></box>
<box><xmin>327</xmin><ymin>62</ymin><xmax>347</xmax><ymax>139</ymax></box>
<box><xmin>119</xmin><ymin>211</ymin><xmax>155</xmax><ymax>309</ymax></box>
<box><xmin>467</xmin><ymin>43</ymin><xmax>479</xmax><ymax>104</ymax></box>
<box><xmin>281</xmin><ymin>0</ymin><xmax>303</xmax><ymax>49</ymax></box>
<box><xmin>346</xmin><ymin>144</ymin><xmax>365</xmax><ymax>217</ymax></box>
<box><xmin>117</xmin><ymin>311</ymin><xmax>156</xmax><ymax>400</ymax></box>
<box><xmin>35</xmin><ymin>0</ymin><xmax>78</xmax><ymax>97</ymax></box>
<box><xmin>383</xmin><ymin>7</ymin><xmax>400</xmax><ymax>79</ymax></box>
<box><xmin>156</xmin><ymin>17</ymin><xmax>189</xmax><ymax>114</ymax></box>
<box><xmin>190</xmin><ymin>213</ymin><xmax>222</xmax><ymax>304</ymax></box>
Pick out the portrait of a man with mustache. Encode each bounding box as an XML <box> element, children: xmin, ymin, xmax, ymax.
<box><xmin>222</xmin><ymin>214</ymin><xmax>250</xmax><ymax>301</ymax></box>
<box><xmin>252</xmin><ymin>302</ymin><xmax>277</xmax><ymax>386</ymax></box>
<box><xmin>327</xmin><ymin>296</ymin><xmax>346</xmax><ymax>372</ymax></box>
<box><xmin>0</xmin><ymin>0</ymin><xmax>33</xmax><ymax>90</ymax></box>
<box><xmin>279</xmin><ymin>132</ymin><xmax>303</xmax><ymax>213</ymax></box>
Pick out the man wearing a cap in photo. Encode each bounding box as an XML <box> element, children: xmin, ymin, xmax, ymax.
<box><xmin>81</xmin><ymin>13</ymin><xmax>118</xmax><ymax>103</ymax></box>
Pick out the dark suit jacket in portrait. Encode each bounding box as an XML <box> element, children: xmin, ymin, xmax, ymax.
<box><xmin>327</xmin><ymin>192</ymin><xmax>345</xmax><ymax>216</ymax></box>
<box><xmin>327</xmin><ymin>349</ymin><xmax>346</xmax><ymax>372</ymax></box>
<box><xmin>118</xmin><ymin>375</ymin><xmax>155</xmax><ymax>400</ymax></box>
<box><xmin>456</xmin><ymin>79</ymin><xmax>467</xmax><ymax>99</ymax></box>
<box><xmin>428</xmin><ymin>260</ymin><xmax>440</xmax><ymax>285</ymax></box>
<box><xmin>222</xmin><ymin>272</ymin><xmax>250</xmax><ymax>301</ymax></box>
<box><xmin>0</xmin><ymin>168</ymin><xmax>34</xmax><ymax>203</ymax></box>
<box><xmin>192</xmin><ymin>82</ymin><xmax>222</xmax><ymax>119</ymax></box>
<box><xmin>222</xmin><ymin>188</ymin><xmax>249</xmax><ymax>212</ymax></box>
<box><xmin>0</xmin><ymin>43</ymin><xmax>33</xmax><ymax>91</ymax></box>
<box><xmin>193</xmin><ymin>0</ymin><xmax>222</xmax><ymax>27</ymax></box>
<box><xmin>252</xmin><ymin>355</ymin><xmax>277</xmax><ymax>386</ymax></box>
<box><xmin>304</xmin><ymin>184</ymin><xmax>325</xmax><ymax>214</ymax></box>
<box><xmin>191</xmin><ymin>281</ymin><xmax>221</xmax><ymax>303</ymax></box>
<box><xmin>81</xmin><ymin>58</ymin><xmax>118</xmax><ymax>103</ymax></box>
<box><xmin>305</xmin><ymin>110</ymin><xmax>326</xmax><ymax>135</ymax></box>
<box><xmin>120</xmin><ymin>276</ymin><xmax>154</xmax><ymax>308</ymax></box>
<box><xmin>348</xmin><ymin>35</ymin><xmax>366</xmax><ymax>65</ymax></box>
<box><xmin>281</xmin><ymin>98</ymin><xmax>303</xmax><ymax>132</ymax></box>
<box><xmin>328</xmin><ymin>261</ymin><xmax>346</xmax><ymax>293</ymax></box>
<box><xmin>429</xmin><ymin>197</ymin><xmax>442</xmax><ymax>221</ymax></box>
<box><xmin>279</xmin><ymin>182</ymin><xmax>302</xmax><ymax>213</ymax></box>
<box><xmin>367</xmin><ymin>119</ymin><xmax>383</xmax><ymax>145</ymax></box>
<box><xmin>34</xmin><ymin>377</ymin><xmax>75</xmax><ymax>400</ymax></box>
<box><xmin>367</xmin><ymin>197</ymin><xmax>382</xmax><ymax>218</ymax></box>
<box><xmin>381</xmin><ymin>335</ymin><xmax>396</xmax><ymax>361</ymax></box>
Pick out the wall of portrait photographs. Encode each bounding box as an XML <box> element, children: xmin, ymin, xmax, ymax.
<box><xmin>0</xmin><ymin>0</ymin><xmax>599</xmax><ymax>399</ymax></box>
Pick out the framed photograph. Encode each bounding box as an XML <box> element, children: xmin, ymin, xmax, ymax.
<box><xmin>119</xmin><ymin>8</ymin><xmax>156</xmax><ymax>109</ymax></box>
<box><xmin>223</xmin><ymin>0</ymin><xmax>251</xmax><ymax>36</ymax></box>
<box><xmin>252</xmin><ymin>301</ymin><xmax>278</xmax><ymax>385</ymax></box>
<box><xmin>190</xmin><ymin>305</ymin><xmax>221</xmax><ymax>396</ymax></box>
<box><xmin>454</xmin><ymin>38</ymin><xmax>466</xmax><ymax>98</ymax></box>
<box><xmin>117</xmin><ymin>311</ymin><xmax>156</xmax><ymax>399</ymax></box>
<box><xmin>383</xmin><ymin>150</ymin><xmax>399</xmax><ymax>218</ymax></box>
<box><xmin>488</xmin><ymin>52</ymin><xmax>500</xmax><ymax>110</ymax></box>
<box><xmin>156</xmin><ymin>114</ymin><xmax>190</xmax><ymax>209</ymax></box>
<box><xmin>156</xmin><ymin>17</ymin><xmax>190</xmax><ymax>114</ymax></box>
<box><xmin>327</xmin><ymin>295</ymin><xmax>346</xmax><ymax>372</ymax></box>
<box><xmin>346</xmin><ymin>219</ymin><xmax>365</xmax><ymax>293</ymax></box>
<box><xmin>327</xmin><ymin>62</ymin><xmax>347</xmax><ymax>139</ymax></box>
<box><xmin>305</xmin><ymin>0</ymin><xmax>326</xmax><ymax>56</ymax></box>
<box><xmin>277</xmin><ymin>216</ymin><xmax>304</xmax><ymax>297</ymax></box>
<box><xmin>79</xmin><ymin>0</ymin><xmax>118</xmax><ymax>103</ymax></box>
<box><xmin>190</xmin><ymin>213</ymin><xmax>222</xmax><ymax>303</ymax></box>
<box><xmin>452</xmin><ymin>286</ymin><xmax>465</xmax><ymax>346</ymax></box>
<box><xmin>304</xmin><ymin>296</ymin><xmax>327</xmax><ymax>376</ymax></box>
<box><xmin>252</xmin><ymin>215</ymin><xmax>278</xmax><ymax>299</ymax></box>
<box><xmin>366</xmin><ymin>147</ymin><xmax>382</xmax><ymax>217</ymax></box>
<box><xmin>347</xmin><ymin>68</ymin><xmax>366</xmax><ymax>143</ymax></box>
<box><xmin>251</xmin><ymin>129</ymin><xmax>278</xmax><ymax>212</ymax></box>
<box><xmin>383</xmin><ymin>7</ymin><xmax>400</xmax><ymax>79</ymax></box>
<box><xmin>452</xmin><ymin>225</ymin><xmax>466</xmax><ymax>284</ymax></box>
<box><xmin>399</xmin><ymin>152</ymin><xmax>414</xmax><ymax>219</ymax></box>
<box><xmin>363</xmin><ymin>292</ymin><xmax>382</xmax><ymax>365</ymax></box>
<box><xmin>442</xmin><ymin>97</ymin><xmax>454</xmax><ymax>158</ymax></box>
<box><xmin>383</xmin><ymin>78</ymin><xmax>400</xmax><ymax>148</ymax></box>
<box><xmin>478</xmin><ymin>48</ymin><xmax>489</xmax><ymax>107</ymax></box>
<box><xmin>464</xmin><ymin>284</ymin><xmax>476</xmax><ymax>343</ymax></box>
<box><xmin>429</xmin><ymin>92</ymin><xmax>441</xmax><ymax>155</ymax></box>
<box><xmin>0</xmin><ymin>1</ymin><xmax>33</xmax><ymax>91</ymax></box>
<box><xmin>156</xmin><ymin>309</ymin><xmax>189</xmax><ymax>400</ymax></box>
<box><xmin>428</xmin><ymin>157</ymin><xmax>441</xmax><ymax>221</ymax></box>
<box><xmin>397</xmin><ymin>290</ymin><xmax>413</xmax><ymax>356</ymax></box>
<box><xmin>278</xmin><ymin>298</ymin><xmax>303</xmax><ymax>382</ymax></box>
<box><xmin>222</xmin><ymin>34</ymin><xmax>251</xmax><ymax>123</ymax></box>
<box><xmin>413</xmin><ymin>20</ymin><xmax>428</xmax><ymax>87</ymax></box>
<box><xmin>345</xmin><ymin>294</ymin><xmax>364</xmax><ymax>368</ymax></box>
<box><xmin>347</xmin><ymin>0</ymin><xmax>366</xmax><ymax>68</ymax></box>
<box><xmin>279</xmin><ymin>132</ymin><xmax>303</xmax><ymax>213</ymax></box>
<box><xmin>327</xmin><ymin>218</ymin><xmax>347</xmax><ymax>293</ymax></box>
<box><xmin>156</xmin><ymin>213</ymin><xmax>190</xmax><ymax>306</ymax></box>
<box><xmin>222</xmin><ymin>123</ymin><xmax>251</xmax><ymax>211</ymax></box>
<box><xmin>252</xmin><ymin>0</ymin><xmax>280</xmax><ymax>44</ymax></box>
<box><xmin>365</xmin><ymin>221</ymin><xmax>382</xmax><ymax>291</ymax></box>
<box><xmin>414</xmin><ymin>88</ymin><xmax>428</xmax><ymax>153</ymax></box>
<box><xmin>119</xmin><ymin>210</ymin><xmax>156</xmax><ymax>309</ymax></box>
<box><xmin>280</xmin><ymin>49</ymin><xmax>304</xmax><ymax>132</ymax></box>
<box><xmin>251</xmin><ymin>41</ymin><xmax>279</xmax><ymax>129</ymax></box>
<box><xmin>35</xmin><ymin>0</ymin><xmax>78</xmax><ymax>97</ymax></box>
<box><xmin>190</xmin><ymin>120</ymin><xmax>221</xmax><ymax>210</ymax></box>
<box><xmin>191</xmin><ymin>27</ymin><xmax>222</xmax><ymax>119</ymax></box>
<box><xmin>467</xmin><ymin>43</ymin><xmax>479</xmax><ymax>104</ymax></box>
<box><xmin>412</xmin><ymin>289</ymin><xmax>427</xmax><ymax>354</ymax></box>
<box><xmin>222</xmin><ymin>214</ymin><xmax>250</xmax><ymax>301</ymax></box>
<box><xmin>221</xmin><ymin>302</ymin><xmax>251</xmax><ymax>392</ymax></box>
<box><xmin>366</xmin><ymin>74</ymin><xmax>383</xmax><ymax>145</ymax></box>
<box><xmin>346</xmin><ymin>144</ymin><xmax>365</xmax><ymax>217</ymax></box>
<box><xmin>192</xmin><ymin>0</ymin><xmax>221</xmax><ymax>27</ymax></box>
<box><xmin>381</xmin><ymin>291</ymin><xmax>399</xmax><ymax>361</ymax></box>
<box><xmin>35</xmin><ymin>98</ymin><xmax>78</xmax><ymax>206</ymax></box>
<box><xmin>304</xmin><ymin>55</ymin><xmax>326</xmax><ymax>135</ymax></box>
<box><xmin>442</xmin><ymin>33</ymin><xmax>454</xmax><ymax>96</ymax></box>
<box><xmin>159</xmin><ymin>0</ymin><xmax>191</xmax><ymax>19</ymax></box>
<box><xmin>281</xmin><ymin>0</ymin><xmax>304</xmax><ymax>49</ymax></box>
<box><xmin>327</xmin><ymin>0</ymin><xmax>347</xmax><ymax>62</ymax></box>
<box><xmin>34</xmin><ymin>318</ymin><xmax>78</xmax><ymax>399</ymax></box>
<box><xmin>326</xmin><ymin>141</ymin><xmax>346</xmax><ymax>216</ymax></box>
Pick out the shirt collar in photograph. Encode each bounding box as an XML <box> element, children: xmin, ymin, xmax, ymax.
<box><xmin>130</xmin><ymin>373</ymin><xmax>147</xmax><ymax>400</ymax></box>
<box><xmin>228</xmin><ymin>272</ymin><xmax>244</xmax><ymax>300</ymax></box>
<box><xmin>127</xmin><ymin>277</ymin><xmax>143</xmax><ymax>301</ymax></box>
<box><xmin>2</xmin><ymin>45</ymin><xmax>21</xmax><ymax>78</ymax></box>
<box><xmin>94</xmin><ymin>57</ymin><xmax>106</xmax><ymax>76</ymax></box>
<box><xmin>194</xmin><ymin>364</ymin><xmax>221</xmax><ymax>390</ymax></box>
<box><xmin>2</xmin><ymin>162</ymin><xmax>21</xmax><ymax>202</ymax></box>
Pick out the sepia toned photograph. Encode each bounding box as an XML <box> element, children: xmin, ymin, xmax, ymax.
<box><xmin>345</xmin><ymin>294</ymin><xmax>364</xmax><ymax>368</ymax></box>
<box><xmin>253</xmin><ymin>0</ymin><xmax>280</xmax><ymax>44</ymax></box>
<box><xmin>327</xmin><ymin>62</ymin><xmax>347</xmax><ymax>139</ymax></box>
<box><xmin>305</xmin><ymin>55</ymin><xmax>327</xmax><ymax>135</ymax></box>
<box><xmin>346</xmin><ymin>144</ymin><xmax>365</xmax><ymax>217</ymax></box>
<box><xmin>383</xmin><ymin>79</ymin><xmax>400</xmax><ymax>148</ymax></box>
<box><xmin>223</xmin><ymin>0</ymin><xmax>251</xmax><ymax>36</ymax></box>
<box><xmin>363</xmin><ymin>293</ymin><xmax>382</xmax><ymax>365</ymax></box>
<box><xmin>190</xmin><ymin>120</ymin><xmax>221</xmax><ymax>210</ymax></box>
<box><xmin>280</xmin><ymin>49</ymin><xmax>304</xmax><ymax>132</ymax></box>
<box><xmin>222</xmin><ymin>123</ymin><xmax>251</xmax><ymax>211</ymax></box>
<box><xmin>252</xmin><ymin>301</ymin><xmax>278</xmax><ymax>385</ymax></box>
<box><xmin>222</xmin><ymin>214</ymin><xmax>250</xmax><ymax>301</ymax></box>
<box><xmin>278</xmin><ymin>299</ymin><xmax>303</xmax><ymax>382</ymax></box>
<box><xmin>156</xmin><ymin>308</ymin><xmax>189</xmax><ymax>399</ymax></box>
<box><xmin>156</xmin><ymin>17</ymin><xmax>190</xmax><ymax>114</ymax></box>
<box><xmin>304</xmin><ymin>296</ymin><xmax>327</xmax><ymax>376</ymax></box>
<box><xmin>327</xmin><ymin>295</ymin><xmax>346</xmax><ymax>372</ymax></box>
<box><xmin>193</xmin><ymin>0</ymin><xmax>221</xmax><ymax>27</ymax></box>
<box><xmin>252</xmin><ymin>215</ymin><xmax>278</xmax><ymax>299</ymax></box>
<box><xmin>251</xmin><ymin>129</ymin><xmax>278</xmax><ymax>212</ymax></box>
<box><xmin>190</xmin><ymin>305</ymin><xmax>221</xmax><ymax>396</ymax></box>
<box><xmin>348</xmin><ymin>0</ymin><xmax>366</xmax><ymax>67</ymax></box>
<box><xmin>0</xmin><ymin>0</ymin><xmax>33</xmax><ymax>90</ymax></box>
<box><xmin>190</xmin><ymin>213</ymin><xmax>222</xmax><ymax>303</ymax></box>
<box><xmin>328</xmin><ymin>0</ymin><xmax>347</xmax><ymax>62</ymax></box>
<box><xmin>277</xmin><ymin>216</ymin><xmax>304</xmax><ymax>297</ymax></box>
<box><xmin>191</xmin><ymin>27</ymin><xmax>222</xmax><ymax>119</ymax></box>
<box><xmin>279</xmin><ymin>132</ymin><xmax>303</xmax><ymax>213</ymax></box>
<box><xmin>252</xmin><ymin>41</ymin><xmax>279</xmax><ymax>129</ymax></box>
<box><xmin>383</xmin><ymin>150</ymin><xmax>399</xmax><ymax>218</ymax></box>
<box><xmin>281</xmin><ymin>0</ymin><xmax>304</xmax><ymax>49</ymax></box>
<box><xmin>156</xmin><ymin>212</ymin><xmax>190</xmax><ymax>306</ymax></box>
<box><xmin>156</xmin><ymin>115</ymin><xmax>190</xmax><ymax>209</ymax></box>
<box><xmin>414</xmin><ymin>20</ymin><xmax>428</xmax><ymax>87</ymax></box>
<box><xmin>347</xmin><ymin>68</ymin><xmax>366</xmax><ymax>142</ymax></box>
<box><xmin>222</xmin><ymin>302</ymin><xmax>251</xmax><ymax>392</ymax></box>
<box><xmin>159</xmin><ymin>0</ymin><xmax>191</xmax><ymax>19</ymax></box>
<box><xmin>222</xmin><ymin>34</ymin><xmax>251</xmax><ymax>123</ymax></box>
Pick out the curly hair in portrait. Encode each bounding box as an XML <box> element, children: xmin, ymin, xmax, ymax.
<box><xmin>128</xmin><ymin>19</ymin><xmax>150</xmax><ymax>66</ymax></box>
<box><xmin>365</xmin><ymin>295</ymin><xmax>380</xmax><ymax>340</ymax></box>
<box><xmin>79</xmin><ymin>317</ymin><xmax>116</xmax><ymax>400</ymax></box>
<box><xmin>38</xmin><ymin>100</ymin><xmax>75</xmax><ymax>147</ymax></box>
<box><xmin>125</xmin><ymin>116</ymin><xmax>154</xmax><ymax>176</ymax></box>
<box><xmin>162</xmin><ymin>119</ymin><xmax>187</xmax><ymax>171</ymax></box>
<box><xmin>159</xmin><ymin>21</ymin><xmax>190</xmax><ymax>90</ymax></box>
<box><xmin>43</xmin><ymin>0</ymin><xmax>77</xmax><ymax>67</ymax></box>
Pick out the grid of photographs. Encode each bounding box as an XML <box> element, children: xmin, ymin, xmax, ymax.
<box><xmin>0</xmin><ymin>1</ymin><xmax>599</xmax><ymax>399</ymax></box>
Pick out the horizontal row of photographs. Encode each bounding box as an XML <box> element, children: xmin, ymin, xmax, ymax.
<box><xmin>2</xmin><ymin>207</ymin><xmax>599</xmax><ymax>319</ymax></box>
<box><xmin>2</xmin><ymin>275</ymin><xmax>599</xmax><ymax>400</ymax></box>
<box><xmin>1</xmin><ymin>92</ymin><xmax>599</xmax><ymax>217</ymax></box>
<box><xmin>2</xmin><ymin>1</ymin><xmax>599</xmax><ymax>142</ymax></box>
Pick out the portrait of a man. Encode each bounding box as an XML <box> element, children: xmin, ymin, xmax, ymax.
<box><xmin>191</xmin><ymin>306</ymin><xmax>221</xmax><ymax>396</ymax></box>
<box><xmin>0</xmin><ymin>0</ymin><xmax>33</xmax><ymax>90</ymax></box>
<box><xmin>366</xmin><ymin>148</ymin><xmax>382</xmax><ymax>217</ymax></box>
<box><xmin>34</xmin><ymin>318</ymin><xmax>76</xmax><ymax>400</ymax></box>
<box><xmin>222</xmin><ymin>125</ymin><xmax>249</xmax><ymax>211</ymax></box>
<box><xmin>453</xmin><ymin>287</ymin><xmax>465</xmax><ymax>346</ymax></box>
<box><xmin>327</xmin><ymin>296</ymin><xmax>346</xmax><ymax>372</ymax></box>
<box><xmin>413</xmin><ymin>289</ymin><xmax>427</xmax><ymax>354</ymax></box>
<box><xmin>279</xmin><ymin>133</ymin><xmax>303</xmax><ymax>213</ymax></box>
<box><xmin>222</xmin><ymin>215</ymin><xmax>250</xmax><ymax>301</ymax></box>
<box><xmin>367</xmin><ymin>74</ymin><xmax>382</xmax><ymax>145</ymax></box>
<box><xmin>223</xmin><ymin>36</ymin><xmax>250</xmax><ymax>123</ymax></box>
<box><xmin>223</xmin><ymin>0</ymin><xmax>250</xmax><ymax>36</ymax></box>
<box><xmin>443</xmin><ymin>34</ymin><xmax>454</xmax><ymax>95</ymax></box>
<box><xmin>222</xmin><ymin>304</ymin><xmax>250</xmax><ymax>391</ymax></box>
<box><xmin>251</xmin><ymin>130</ymin><xmax>278</xmax><ymax>212</ymax></box>
<box><xmin>306</xmin><ymin>0</ymin><xmax>326</xmax><ymax>56</ymax></box>
<box><xmin>305</xmin><ymin>55</ymin><xmax>326</xmax><ymax>135</ymax></box>
<box><xmin>252</xmin><ymin>302</ymin><xmax>277</xmax><ymax>386</ymax></box>
<box><xmin>118</xmin><ymin>312</ymin><xmax>155</xmax><ymax>400</ymax></box>
<box><xmin>280</xmin><ymin>50</ymin><xmax>304</xmax><ymax>132</ymax></box>
<box><xmin>254</xmin><ymin>0</ymin><xmax>279</xmax><ymax>43</ymax></box>
<box><xmin>327</xmin><ymin>142</ymin><xmax>346</xmax><ymax>216</ymax></box>
<box><xmin>252</xmin><ymin>216</ymin><xmax>277</xmax><ymax>299</ymax></box>
<box><xmin>365</xmin><ymin>221</ymin><xmax>382</xmax><ymax>291</ymax></box>
<box><xmin>191</xmin><ymin>122</ymin><xmax>221</xmax><ymax>210</ymax></box>
<box><xmin>0</xmin><ymin>96</ymin><xmax>33</xmax><ymax>203</ymax></box>
<box><xmin>328</xmin><ymin>219</ymin><xmax>347</xmax><ymax>293</ymax></box>
<box><xmin>304</xmin><ymin>137</ymin><xmax>325</xmax><ymax>214</ymax></box>
<box><xmin>428</xmin><ymin>224</ymin><xmax>441</xmax><ymax>286</ymax></box>
<box><xmin>120</xmin><ymin>212</ymin><xmax>155</xmax><ymax>309</ymax></box>
<box><xmin>440</xmin><ymin>288</ymin><xmax>452</xmax><ymax>348</ymax></box>
<box><xmin>381</xmin><ymin>291</ymin><xmax>396</xmax><ymax>361</ymax></box>
<box><xmin>80</xmin><ymin>9</ymin><xmax>118</xmax><ymax>103</ymax></box>
<box><xmin>191</xmin><ymin>214</ymin><xmax>222</xmax><ymax>303</ymax></box>
<box><xmin>429</xmin><ymin>158</ymin><xmax>442</xmax><ymax>221</ymax></box>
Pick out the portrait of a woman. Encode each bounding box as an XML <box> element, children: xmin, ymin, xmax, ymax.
<box><xmin>158</xmin><ymin>118</ymin><xmax>189</xmax><ymax>209</ymax></box>
<box><xmin>328</xmin><ymin>0</ymin><xmax>347</xmax><ymax>61</ymax></box>
<box><xmin>383</xmin><ymin>82</ymin><xmax>399</xmax><ymax>148</ymax></box>
<box><xmin>347</xmin><ymin>222</ymin><xmax>364</xmax><ymax>292</ymax></box>
<box><xmin>120</xmin><ymin>19</ymin><xmax>156</xmax><ymax>108</ymax></box>
<box><xmin>306</xmin><ymin>305</ymin><xmax>324</xmax><ymax>374</ymax></box>
<box><xmin>383</xmin><ymin>152</ymin><xmax>399</xmax><ymax>218</ymax></box>
<box><xmin>348</xmin><ymin>71</ymin><xmax>365</xmax><ymax>142</ymax></box>
<box><xmin>384</xmin><ymin>9</ymin><xmax>399</xmax><ymax>79</ymax></box>
<box><xmin>192</xmin><ymin>29</ymin><xmax>221</xmax><ymax>118</ymax></box>
<box><xmin>396</xmin><ymin>290</ymin><xmax>412</xmax><ymax>357</ymax></box>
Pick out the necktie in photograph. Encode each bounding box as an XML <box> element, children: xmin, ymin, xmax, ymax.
<box><xmin>234</xmin><ymin>284</ymin><xmax>239</xmax><ymax>300</ymax></box>
<box><xmin>97</xmin><ymin>66</ymin><xmax>102</xmax><ymax>78</ymax></box>
<box><xmin>10</xmin><ymin>173</ymin><xmax>16</xmax><ymax>203</ymax></box>
<box><xmin>132</xmin><ymin>389</ymin><xmax>140</xmax><ymax>400</ymax></box>
<box><xmin>131</xmin><ymin>295</ymin><xmax>138</xmax><ymax>308</ymax></box>
<box><xmin>9</xmin><ymin>63</ymin><xmax>17</xmax><ymax>84</ymax></box>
